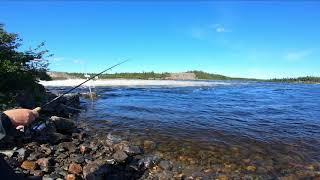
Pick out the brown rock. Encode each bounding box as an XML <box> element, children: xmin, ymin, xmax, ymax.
<box><xmin>112</xmin><ymin>151</ymin><xmax>128</xmax><ymax>163</ymax></box>
<box><xmin>36</xmin><ymin>158</ymin><xmax>51</xmax><ymax>168</ymax></box>
<box><xmin>66</xmin><ymin>174</ymin><xmax>77</xmax><ymax>180</ymax></box>
<box><xmin>21</xmin><ymin>160</ymin><xmax>38</xmax><ymax>170</ymax></box>
<box><xmin>143</xmin><ymin>140</ymin><xmax>156</xmax><ymax>151</ymax></box>
<box><xmin>68</xmin><ymin>163</ymin><xmax>82</xmax><ymax>175</ymax></box>
<box><xmin>113</xmin><ymin>141</ymin><xmax>130</xmax><ymax>151</ymax></box>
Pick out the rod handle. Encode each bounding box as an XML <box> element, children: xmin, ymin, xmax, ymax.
<box><xmin>32</xmin><ymin>107</ymin><xmax>41</xmax><ymax>113</ymax></box>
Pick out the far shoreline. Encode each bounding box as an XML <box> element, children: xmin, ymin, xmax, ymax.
<box><xmin>40</xmin><ymin>78</ymin><xmax>320</xmax><ymax>88</ymax></box>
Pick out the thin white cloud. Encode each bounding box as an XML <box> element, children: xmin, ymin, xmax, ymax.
<box><xmin>189</xmin><ymin>23</ymin><xmax>232</xmax><ymax>40</ymax></box>
<box><xmin>73</xmin><ymin>59</ymin><xmax>85</xmax><ymax>65</ymax></box>
<box><xmin>284</xmin><ymin>50</ymin><xmax>313</xmax><ymax>61</ymax></box>
<box><xmin>211</xmin><ymin>24</ymin><xmax>232</xmax><ymax>33</ymax></box>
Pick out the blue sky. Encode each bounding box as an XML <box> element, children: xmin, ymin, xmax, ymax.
<box><xmin>1</xmin><ymin>1</ymin><xmax>319</xmax><ymax>79</ymax></box>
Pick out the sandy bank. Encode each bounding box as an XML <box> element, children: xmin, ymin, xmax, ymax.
<box><xmin>40</xmin><ymin>79</ymin><xmax>232</xmax><ymax>87</ymax></box>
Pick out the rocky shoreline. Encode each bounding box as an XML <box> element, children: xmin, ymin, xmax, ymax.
<box><xmin>0</xmin><ymin>93</ymin><xmax>181</xmax><ymax>180</ymax></box>
<box><xmin>1</xmin><ymin>92</ymin><xmax>320</xmax><ymax>180</ymax></box>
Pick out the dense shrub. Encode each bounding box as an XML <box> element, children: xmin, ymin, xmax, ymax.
<box><xmin>0</xmin><ymin>24</ymin><xmax>51</xmax><ymax>109</ymax></box>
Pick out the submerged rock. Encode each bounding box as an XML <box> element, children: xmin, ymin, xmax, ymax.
<box><xmin>113</xmin><ymin>141</ymin><xmax>142</xmax><ymax>156</ymax></box>
<box><xmin>83</xmin><ymin>160</ymin><xmax>108</xmax><ymax>180</ymax></box>
<box><xmin>138</xmin><ymin>155</ymin><xmax>160</xmax><ymax>170</ymax></box>
<box><xmin>159</xmin><ymin>160</ymin><xmax>172</xmax><ymax>170</ymax></box>
<box><xmin>143</xmin><ymin>140</ymin><xmax>156</xmax><ymax>151</ymax></box>
<box><xmin>112</xmin><ymin>151</ymin><xmax>128</xmax><ymax>163</ymax></box>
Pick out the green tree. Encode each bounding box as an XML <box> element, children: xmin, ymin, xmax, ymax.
<box><xmin>0</xmin><ymin>24</ymin><xmax>51</xmax><ymax>108</ymax></box>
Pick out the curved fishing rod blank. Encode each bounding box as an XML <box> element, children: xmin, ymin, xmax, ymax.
<box><xmin>39</xmin><ymin>59</ymin><xmax>129</xmax><ymax>110</ymax></box>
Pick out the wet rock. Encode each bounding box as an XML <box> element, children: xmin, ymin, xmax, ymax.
<box><xmin>174</xmin><ymin>173</ymin><xmax>185</xmax><ymax>179</ymax></box>
<box><xmin>138</xmin><ymin>155</ymin><xmax>160</xmax><ymax>170</ymax></box>
<box><xmin>56</xmin><ymin>153</ymin><xmax>68</xmax><ymax>159</ymax></box>
<box><xmin>106</xmin><ymin>133</ymin><xmax>122</xmax><ymax>146</ymax></box>
<box><xmin>256</xmin><ymin>166</ymin><xmax>268</xmax><ymax>174</ymax></box>
<box><xmin>112</xmin><ymin>151</ymin><xmax>128</xmax><ymax>163</ymax></box>
<box><xmin>21</xmin><ymin>160</ymin><xmax>38</xmax><ymax>170</ymax></box>
<box><xmin>50</xmin><ymin>116</ymin><xmax>76</xmax><ymax>133</ymax></box>
<box><xmin>36</xmin><ymin>157</ymin><xmax>53</xmax><ymax>169</ymax></box>
<box><xmin>42</xmin><ymin>175</ymin><xmax>55</xmax><ymax>180</ymax></box>
<box><xmin>159</xmin><ymin>160</ymin><xmax>172</xmax><ymax>170</ymax></box>
<box><xmin>58</xmin><ymin>142</ymin><xmax>77</xmax><ymax>153</ymax></box>
<box><xmin>47</xmin><ymin>132</ymin><xmax>68</xmax><ymax>144</ymax></box>
<box><xmin>80</xmin><ymin>144</ymin><xmax>91</xmax><ymax>154</ymax></box>
<box><xmin>278</xmin><ymin>175</ymin><xmax>297</xmax><ymax>180</ymax></box>
<box><xmin>68</xmin><ymin>163</ymin><xmax>82</xmax><ymax>175</ymax></box>
<box><xmin>70</xmin><ymin>155</ymin><xmax>85</xmax><ymax>164</ymax></box>
<box><xmin>73</xmin><ymin>140</ymin><xmax>82</xmax><ymax>147</ymax></box>
<box><xmin>83</xmin><ymin>160</ymin><xmax>108</xmax><ymax>180</ymax></box>
<box><xmin>31</xmin><ymin>170</ymin><xmax>44</xmax><ymax>176</ymax></box>
<box><xmin>246</xmin><ymin>165</ymin><xmax>256</xmax><ymax>172</ymax></box>
<box><xmin>40</xmin><ymin>144</ymin><xmax>52</xmax><ymax>156</ymax></box>
<box><xmin>27</xmin><ymin>152</ymin><xmax>42</xmax><ymax>161</ymax></box>
<box><xmin>125</xmin><ymin>145</ymin><xmax>142</xmax><ymax>156</ymax></box>
<box><xmin>217</xmin><ymin>174</ymin><xmax>229</xmax><ymax>180</ymax></box>
<box><xmin>16</xmin><ymin>148</ymin><xmax>28</xmax><ymax>160</ymax></box>
<box><xmin>47</xmin><ymin>172</ymin><xmax>63</xmax><ymax>179</ymax></box>
<box><xmin>113</xmin><ymin>141</ymin><xmax>142</xmax><ymax>156</ymax></box>
<box><xmin>143</xmin><ymin>140</ymin><xmax>156</xmax><ymax>151</ymax></box>
<box><xmin>113</xmin><ymin>141</ymin><xmax>129</xmax><ymax>151</ymax></box>
<box><xmin>157</xmin><ymin>171</ymin><xmax>174</xmax><ymax>179</ymax></box>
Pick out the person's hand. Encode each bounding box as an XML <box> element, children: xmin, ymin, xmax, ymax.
<box><xmin>3</xmin><ymin>108</ymin><xmax>39</xmax><ymax>128</ymax></box>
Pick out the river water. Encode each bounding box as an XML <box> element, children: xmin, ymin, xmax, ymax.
<box><xmin>48</xmin><ymin>80</ymin><xmax>320</xmax><ymax>177</ymax></box>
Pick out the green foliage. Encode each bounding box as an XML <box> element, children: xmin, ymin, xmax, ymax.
<box><xmin>188</xmin><ymin>70</ymin><xmax>229</xmax><ymax>80</ymax></box>
<box><xmin>60</xmin><ymin>71</ymin><xmax>170</xmax><ymax>80</ymax></box>
<box><xmin>0</xmin><ymin>24</ymin><xmax>51</xmax><ymax>108</ymax></box>
<box><xmin>270</xmin><ymin>76</ymin><xmax>320</xmax><ymax>83</ymax></box>
<box><xmin>99</xmin><ymin>71</ymin><xmax>170</xmax><ymax>79</ymax></box>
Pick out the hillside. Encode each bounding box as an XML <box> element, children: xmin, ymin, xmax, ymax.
<box><xmin>48</xmin><ymin>71</ymin><xmax>235</xmax><ymax>80</ymax></box>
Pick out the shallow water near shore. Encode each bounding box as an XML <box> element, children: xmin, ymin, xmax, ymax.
<box><xmin>48</xmin><ymin>81</ymin><xmax>320</xmax><ymax>177</ymax></box>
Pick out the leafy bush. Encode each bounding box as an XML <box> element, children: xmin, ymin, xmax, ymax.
<box><xmin>0</xmin><ymin>24</ymin><xmax>51</xmax><ymax>109</ymax></box>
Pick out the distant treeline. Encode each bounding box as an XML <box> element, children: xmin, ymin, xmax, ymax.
<box><xmin>269</xmin><ymin>76</ymin><xmax>320</xmax><ymax>83</ymax></box>
<box><xmin>55</xmin><ymin>70</ymin><xmax>256</xmax><ymax>81</ymax></box>
<box><xmin>186</xmin><ymin>71</ymin><xmax>257</xmax><ymax>81</ymax></box>
<box><xmin>51</xmin><ymin>71</ymin><xmax>320</xmax><ymax>84</ymax></box>
<box><xmin>66</xmin><ymin>72</ymin><xmax>170</xmax><ymax>80</ymax></box>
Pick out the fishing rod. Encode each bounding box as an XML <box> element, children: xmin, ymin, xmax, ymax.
<box><xmin>25</xmin><ymin>59</ymin><xmax>129</xmax><ymax>133</ymax></box>
<box><xmin>32</xmin><ymin>59</ymin><xmax>129</xmax><ymax>113</ymax></box>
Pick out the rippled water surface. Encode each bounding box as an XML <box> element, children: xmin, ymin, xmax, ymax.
<box><xmin>50</xmin><ymin>81</ymin><xmax>320</xmax><ymax>177</ymax></box>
